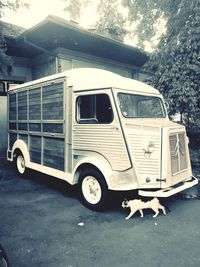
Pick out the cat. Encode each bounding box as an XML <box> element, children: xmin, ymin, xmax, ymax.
<box><xmin>122</xmin><ymin>197</ymin><xmax>166</xmax><ymax>220</ymax></box>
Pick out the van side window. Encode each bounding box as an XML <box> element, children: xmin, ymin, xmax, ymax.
<box><xmin>77</xmin><ymin>94</ymin><xmax>113</xmax><ymax>124</ymax></box>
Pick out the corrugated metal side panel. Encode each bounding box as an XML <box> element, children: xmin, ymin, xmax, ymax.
<box><xmin>73</xmin><ymin>124</ymin><xmax>130</xmax><ymax>171</ymax></box>
<box><xmin>126</xmin><ymin>124</ymin><xmax>161</xmax><ymax>178</ymax></box>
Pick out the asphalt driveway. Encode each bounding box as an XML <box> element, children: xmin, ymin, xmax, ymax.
<box><xmin>0</xmin><ymin>158</ymin><xmax>200</xmax><ymax>267</ymax></box>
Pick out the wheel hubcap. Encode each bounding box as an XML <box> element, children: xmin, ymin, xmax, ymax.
<box><xmin>17</xmin><ymin>155</ymin><xmax>25</xmax><ymax>174</ymax></box>
<box><xmin>82</xmin><ymin>176</ymin><xmax>102</xmax><ymax>204</ymax></box>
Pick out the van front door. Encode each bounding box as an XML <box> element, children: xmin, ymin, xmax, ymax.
<box><xmin>73</xmin><ymin>89</ymin><xmax>131</xmax><ymax>172</ymax></box>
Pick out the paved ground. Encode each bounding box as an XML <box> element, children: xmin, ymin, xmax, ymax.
<box><xmin>0</xmin><ymin>158</ymin><xmax>200</xmax><ymax>267</ymax></box>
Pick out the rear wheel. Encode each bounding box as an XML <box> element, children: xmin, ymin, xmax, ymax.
<box><xmin>15</xmin><ymin>153</ymin><xmax>26</xmax><ymax>175</ymax></box>
<box><xmin>79</xmin><ymin>169</ymin><xmax>108</xmax><ymax>211</ymax></box>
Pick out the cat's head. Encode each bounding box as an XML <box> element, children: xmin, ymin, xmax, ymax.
<box><xmin>122</xmin><ymin>199</ymin><xmax>129</xmax><ymax>208</ymax></box>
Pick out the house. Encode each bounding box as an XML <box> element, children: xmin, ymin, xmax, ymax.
<box><xmin>0</xmin><ymin>15</ymin><xmax>149</xmax><ymax>156</ymax></box>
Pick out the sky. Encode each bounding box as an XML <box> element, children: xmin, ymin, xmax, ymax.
<box><xmin>2</xmin><ymin>0</ymin><xmax>166</xmax><ymax>52</ymax></box>
<box><xmin>2</xmin><ymin>0</ymin><xmax>98</xmax><ymax>29</ymax></box>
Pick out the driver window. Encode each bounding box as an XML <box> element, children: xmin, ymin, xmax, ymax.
<box><xmin>77</xmin><ymin>94</ymin><xmax>113</xmax><ymax>124</ymax></box>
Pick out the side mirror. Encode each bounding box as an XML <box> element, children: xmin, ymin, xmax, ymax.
<box><xmin>165</xmin><ymin>101</ymin><xmax>169</xmax><ymax>111</ymax></box>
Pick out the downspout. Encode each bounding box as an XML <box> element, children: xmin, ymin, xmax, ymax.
<box><xmin>24</xmin><ymin>34</ymin><xmax>59</xmax><ymax>73</ymax></box>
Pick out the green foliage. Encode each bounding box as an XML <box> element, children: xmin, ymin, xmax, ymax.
<box><xmin>0</xmin><ymin>33</ymin><xmax>11</xmax><ymax>75</ymax></box>
<box><xmin>0</xmin><ymin>0</ymin><xmax>29</xmax><ymax>18</ymax></box>
<box><xmin>144</xmin><ymin>0</ymin><xmax>200</xmax><ymax>127</ymax></box>
<box><xmin>122</xmin><ymin>0</ymin><xmax>168</xmax><ymax>50</ymax></box>
<box><xmin>95</xmin><ymin>0</ymin><xmax>127</xmax><ymax>41</ymax></box>
<box><xmin>62</xmin><ymin>0</ymin><xmax>91</xmax><ymax>22</ymax></box>
<box><xmin>0</xmin><ymin>0</ymin><xmax>16</xmax><ymax>18</ymax></box>
<box><xmin>0</xmin><ymin>0</ymin><xmax>29</xmax><ymax>75</ymax></box>
<box><xmin>93</xmin><ymin>0</ymin><xmax>199</xmax><ymax>127</ymax></box>
<box><xmin>62</xmin><ymin>0</ymin><xmax>127</xmax><ymax>40</ymax></box>
<box><xmin>93</xmin><ymin>0</ymin><xmax>200</xmax><ymax>128</ymax></box>
<box><xmin>0</xmin><ymin>0</ymin><xmax>199</xmax><ymax>129</ymax></box>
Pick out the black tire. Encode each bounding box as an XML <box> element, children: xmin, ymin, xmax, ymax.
<box><xmin>79</xmin><ymin>168</ymin><xmax>108</xmax><ymax>211</ymax></box>
<box><xmin>15</xmin><ymin>153</ymin><xmax>27</xmax><ymax>176</ymax></box>
<box><xmin>0</xmin><ymin>244</ymin><xmax>9</xmax><ymax>267</ymax></box>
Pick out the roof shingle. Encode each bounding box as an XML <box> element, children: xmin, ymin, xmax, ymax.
<box><xmin>0</xmin><ymin>20</ymin><xmax>26</xmax><ymax>37</ymax></box>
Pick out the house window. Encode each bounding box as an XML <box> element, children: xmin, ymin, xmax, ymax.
<box><xmin>77</xmin><ymin>94</ymin><xmax>113</xmax><ymax>124</ymax></box>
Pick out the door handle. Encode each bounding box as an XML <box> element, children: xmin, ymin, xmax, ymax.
<box><xmin>112</xmin><ymin>126</ymin><xmax>119</xmax><ymax>131</ymax></box>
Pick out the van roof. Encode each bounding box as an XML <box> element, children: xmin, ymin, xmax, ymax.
<box><xmin>9</xmin><ymin>68</ymin><xmax>159</xmax><ymax>95</ymax></box>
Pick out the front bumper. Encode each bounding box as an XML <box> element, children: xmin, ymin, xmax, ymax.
<box><xmin>138</xmin><ymin>176</ymin><xmax>198</xmax><ymax>197</ymax></box>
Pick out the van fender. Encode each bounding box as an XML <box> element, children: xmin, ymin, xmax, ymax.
<box><xmin>12</xmin><ymin>140</ymin><xmax>30</xmax><ymax>166</ymax></box>
<box><xmin>73</xmin><ymin>155</ymin><xmax>114</xmax><ymax>188</ymax></box>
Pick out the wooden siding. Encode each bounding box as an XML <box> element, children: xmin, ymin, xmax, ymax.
<box><xmin>29</xmin><ymin>123</ymin><xmax>41</xmax><ymax>132</ymax></box>
<box><xmin>9</xmin><ymin>122</ymin><xmax>17</xmax><ymax>130</ymax></box>
<box><xmin>42</xmin><ymin>83</ymin><xmax>63</xmax><ymax>120</ymax></box>
<box><xmin>43</xmin><ymin>137</ymin><xmax>65</xmax><ymax>171</ymax></box>
<box><xmin>8</xmin><ymin>80</ymin><xmax>65</xmax><ymax>172</ymax></box>
<box><xmin>43</xmin><ymin>123</ymin><xmax>63</xmax><ymax>134</ymax></box>
<box><xmin>18</xmin><ymin>91</ymin><xmax>27</xmax><ymax>120</ymax></box>
<box><xmin>9</xmin><ymin>133</ymin><xmax>17</xmax><ymax>150</ymax></box>
<box><xmin>18</xmin><ymin>134</ymin><xmax>28</xmax><ymax>146</ymax></box>
<box><xmin>18</xmin><ymin>123</ymin><xmax>28</xmax><ymax>131</ymax></box>
<box><xmin>29</xmin><ymin>88</ymin><xmax>41</xmax><ymax>120</ymax></box>
<box><xmin>9</xmin><ymin>94</ymin><xmax>16</xmax><ymax>121</ymax></box>
<box><xmin>30</xmin><ymin>135</ymin><xmax>41</xmax><ymax>164</ymax></box>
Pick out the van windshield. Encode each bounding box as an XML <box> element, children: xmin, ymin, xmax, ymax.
<box><xmin>117</xmin><ymin>93</ymin><xmax>166</xmax><ymax>118</ymax></box>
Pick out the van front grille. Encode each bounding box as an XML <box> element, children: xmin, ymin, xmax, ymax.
<box><xmin>169</xmin><ymin>132</ymin><xmax>187</xmax><ymax>175</ymax></box>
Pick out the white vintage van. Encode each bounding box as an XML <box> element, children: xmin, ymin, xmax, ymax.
<box><xmin>7</xmin><ymin>68</ymin><xmax>198</xmax><ymax>210</ymax></box>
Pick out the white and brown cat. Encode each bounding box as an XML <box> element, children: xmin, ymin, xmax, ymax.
<box><xmin>122</xmin><ymin>197</ymin><xmax>166</xmax><ymax>220</ymax></box>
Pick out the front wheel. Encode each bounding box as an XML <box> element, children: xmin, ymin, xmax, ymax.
<box><xmin>79</xmin><ymin>169</ymin><xmax>108</xmax><ymax>211</ymax></box>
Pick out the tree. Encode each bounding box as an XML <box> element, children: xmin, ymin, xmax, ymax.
<box><xmin>0</xmin><ymin>33</ymin><xmax>10</xmax><ymax>75</ymax></box>
<box><xmin>122</xmin><ymin>0</ymin><xmax>168</xmax><ymax>50</ymax></box>
<box><xmin>143</xmin><ymin>0</ymin><xmax>200</xmax><ymax>126</ymax></box>
<box><xmin>0</xmin><ymin>0</ymin><xmax>29</xmax><ymax>75</ymax></box>
<box><xmin>94</xmin><ymin>0</ymin><xmax>200</xmax><ymax>127</ymax></box>
<box><xmin>62</xmin><ymin>0</ymin><xmax>91</xmax><ymax>22</ymax></box>
<box><xmin>95</xmin><ymin>0</ymin><xmax>127</xmax><ymax>41</ymax></box>
<box><xmin>0</xmin><ymin>0</ymin><xmax>20</xmax><ymax>17</ymax></box>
